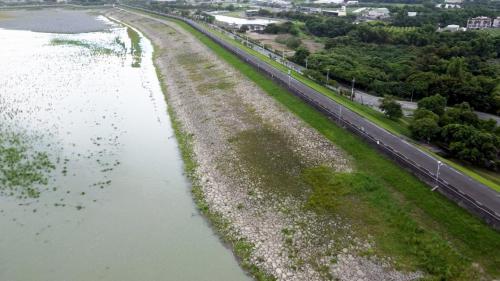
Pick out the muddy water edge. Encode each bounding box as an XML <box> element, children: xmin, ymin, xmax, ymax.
<box><xmin>0</xmin><ymin>8</ymin><xmax>250</xmax><ymax>281</ymax></box>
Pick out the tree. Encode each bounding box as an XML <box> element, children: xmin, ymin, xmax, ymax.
<box><xmin>379</xmin><ymin>96</ymin><xmax>403</xmax><ymax>119</ymax></box>
<box><xmin>441</xmin><ymin>124</ymin><xmax>499</xmax><ymax>168</ymax></box>
<box><xmin>440</xmin><ymin>102</ymin><xmax>479</xmax><ymax>127</ymax></box>
<box><xmin>417</xmin><ymin>94</ymin><xmax>447</xmax><ymax>116</ymax></box>
<box><xmin>410</xmin><ymin>118</ymin><xmax>440</xmax><ymax>142</ymax></box>
<box><xmin>238</xmin><ymin>25</ymin><xmax>249</xmax><ymax>33</ymax></box>
<box><xmin>413</xmin><ymin>108</ymin><xmax>439</xmax><ymax>121</ymax></box>
<box><xmin>292</xmin><ymin>46</ymin><xmax>310</xmax><ymax>65</ymax></box>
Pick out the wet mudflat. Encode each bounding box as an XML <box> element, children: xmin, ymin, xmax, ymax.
<box><xmin>0</xmin><ymin>10</ymin><xmax>250</xmax><ymax>281</ymax></box>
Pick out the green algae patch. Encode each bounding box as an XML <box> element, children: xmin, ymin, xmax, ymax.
<box><xmin>229</xmin><ymin>125</ymin><xmax>308</xmax><ymax>196</ymax></box>
<box><xmin>127</xmin><ymin>27</ymin><xmax>142</xmax><ymax>67</ymax></box>
<box><xmin>0</xmin><ymin>133</ymin><xmax>55</xmax><ymax>199</ymax></box>
<box><xmin>50</xmin><ymin>38</ymin><xmax>117</xmax><ymax>55</ymax></box>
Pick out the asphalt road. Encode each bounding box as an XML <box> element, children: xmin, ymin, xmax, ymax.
<box><xmin>119</xmin><ymin>6</ymin><xmax>500</xmax><ymax>228</ymax></box>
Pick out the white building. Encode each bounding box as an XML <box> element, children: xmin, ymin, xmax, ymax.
<box><xmin>407</xmin><ymin>12</ymin><xmax>417</xmax><ymax>17</ymax></box>
<box><xmin>314</xmin><ymin>0</ymin><xmax>344</xmax><ymax>4</ymax></box>
<box><xmin>438</xmin><ymin>24</ymin><xmax>466</xmax><ymax>32</ymax></box>
<box><xmin>467</xmin><ymin>17</ymin><xmax>492</xmax><ymax>29</ymax></box>
<box><xmin>435</xmin><ymin>3</ymin><xmax>461</xmax><ymax>9</ymax></box>
<box><xmin>346</xmin><ymin>1</ymin><xmax>358</xmax><ymax>5</ymax></box>
<box><xmin>213</xmin><ymin>15</ymin><xmax>278</xmax><ymax>31</ymax></box>
<box><xmin>493</xmin><ymin>17</ymin><xmax>500</xmax><ymax>28</ymax></box>
<box><xmin>365</xmin><ymin>8</ymin><xmax>390</xmax><ymax>20</ymax></box>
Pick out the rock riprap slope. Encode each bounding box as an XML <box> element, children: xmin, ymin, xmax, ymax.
<box><xmin>107</xmin><ymin>10</ymin><xmax>420</xmax><ymax>281</ymax></box>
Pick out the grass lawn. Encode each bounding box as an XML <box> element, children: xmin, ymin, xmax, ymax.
<box><xmin>126</xmin><ymin>7</ymin><xmax>500</xmax><ymax>280</ymax></box>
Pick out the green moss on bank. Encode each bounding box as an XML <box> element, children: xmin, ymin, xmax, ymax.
<box><xmin>126</xmin><ymin>27</ymin><xmax>142</xmax><ymax>67</ymax></box>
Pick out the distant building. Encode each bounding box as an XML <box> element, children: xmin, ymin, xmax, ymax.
<box><xmin>245</xmin><ymin>9</ymin><xmax>260</xmax><ymax>17</ymax></box>
<box><xmin>493</xmin><ymin>17</ymin><xmax>500</xmax><ymax>28</ymax></box>
<box><xmin>314</xmin><ymin>0</ymin><xmax>344</xmax><ymax>4</ymax></box>
<box><xmin>407</xmin><ymin>11</ymin><xmax>417</xmax><ymax>17</ymax></box>
<box><xmin>438</xmin><ymin>24</ymin><xmax>465</xmax><ymax>32</ymax></box>
<box><xmin>365</xmin><ymin>8</ymin><xmax>390</xmax><ymax>20</ymax></box>
<box><xmin>298</xmin><ymin>6</ymin><xmax>322</xmax><ymax>14</ymax></box>
<box><xmin>352</xmin><ymin>7</ymin><xmax>367</xmax><ymax>14</ymax></box>
<box><xmin>346</xmin><ymin>1</ymin><xmax>359</xmax><ymax>6</ymax></box>
<box><xmin>323</xmin><ymin>6</ymin><xmax>346</xmax><ymax>17</ymax></box>
<box><xmin>467</xmin><ymin>17</ymin><xmax>492</xmax><ymax>29</ymax></box>
<box><xmin>213</xmin><ymin>14</ymin><xmax>277</xmax><ymax>31</ymax></box>
<box><xmin>435</xmin><ymin>3</ymin><xmax>461</xmax><ymax>9</ymax></box>
<box><xmin>445</xmin><ymin>0</ymin><xmax>463</xmax><ymax>3</ymax></box>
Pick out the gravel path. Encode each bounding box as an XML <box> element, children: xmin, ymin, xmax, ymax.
<box><xmin>107</xmin><ymin>10</ymin><xmax>421</xmax><ymax>281</ymax></box>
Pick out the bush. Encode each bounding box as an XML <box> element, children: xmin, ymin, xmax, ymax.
<box><xmin>379</xmin><ymin>96</ymin><xmax>403</xmax><ymax>119</ymax></box>
<box><xmin>410</xmin><ymin>117</ymin><xmax>440</xmax><ymax>142</ymax></box>
<box><xmin>417</xmin><ymin>94</ymin><xmax>447</xmax><ymax>116</ymax></box>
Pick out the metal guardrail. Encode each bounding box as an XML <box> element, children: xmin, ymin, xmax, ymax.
<box><xmin>119</xmin><ymin>4</ymin><xmax>500</xmax><ymax>230</ymax></box>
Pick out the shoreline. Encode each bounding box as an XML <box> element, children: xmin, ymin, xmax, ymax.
<box><xmin>106</xmin><ymin>9</ymin><xmax>424</xmax><ymax>281</ymax></box>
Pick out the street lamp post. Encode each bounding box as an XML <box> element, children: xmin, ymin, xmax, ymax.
<box><xmin>433</xmin><ymin>160</ymin><xmax>443</xmax><ymax>190</ymax></box>
<box><xmin>350</xmin><ymin>77</ymin><xmax>356</xmax><ymax>101</ymax></box>
<box><xmin>305</xmin><ymin>58</ymin><xmax>308</xmax><ymax>69</ymax></box>
<box><xmin>326</xmin><ymin>68</ymin><xmax>330</xmax><ymax>83</ymax></box>
<box><xmin>288</xmin><ymin>69</ymin><xmax>291</xmax><ymax>86</ymax></box>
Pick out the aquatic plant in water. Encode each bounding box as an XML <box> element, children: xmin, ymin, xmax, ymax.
<box><xmin>127</xmin><ymin>27</ymin><xmax>142</xmax><ymax>67</ymax></box>
<box><xmin>50</xmin><ymin>38</ymin><xmax>117</xmax><ymax>56</ymax></box>
<box><xmin>0</xmin><ymin>133</ymin><xmax>55</xmax><ymax>198</ymax></box>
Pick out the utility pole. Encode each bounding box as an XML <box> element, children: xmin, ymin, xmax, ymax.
<box><xmin>288</xmin><ymin>69</ymin><xmax>291</xmax><ymax>86</ymax></box>
<box><xmin>410</xmin><ymin>89</ymin><xmax>414</xmax><ymax>103</ymax></box>
<box><xmin>305</xmin><ymin>58</ymin><xmax>308</xmax><ymax>69</ymax></box>
<box><xmin>326</xmin><ymin>68</ymin><xmax>330</xmax><ymax>83</ymax></box>
<box><xmin>350</xmin><ymin>77</ymin><xmax>356</xmax><ymax>101</ymax></box>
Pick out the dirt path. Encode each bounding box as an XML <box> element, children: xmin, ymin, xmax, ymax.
<box><xmin>106</xmin><ymin>9</ymin><xmax>419</xmax><ymax>281</ymax></box>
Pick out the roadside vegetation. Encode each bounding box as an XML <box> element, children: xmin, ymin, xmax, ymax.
<box><xmin>125</xmin><ymin>8</ymin><xmax>500</xmax><ymax>280</ymax></box>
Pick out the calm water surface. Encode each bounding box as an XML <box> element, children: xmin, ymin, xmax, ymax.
<box><xmin>0</xmin><ymin>13</ymin><xmax>250</xmax><ymax>281</ymax></box>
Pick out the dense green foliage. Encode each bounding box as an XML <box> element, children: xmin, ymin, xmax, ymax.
<box><xmin>254</xmin><ymin>6</ymin><xmax>500</xmax><ymax>114</ymax></box>
<box><xmin>264</xmin><ymin>21</ymin><xmax>299</xmax><ymax>35</ymax></box>
<box><xmin>305</xmin><ymin>24</ymin><xmax>500</xmax><ymax>114</ymax></box>
<box><xmin>411</xmin><ymin>95</ymin><xmax>500</xmax><ymax>168</ymax></box>
<box><xmin>275</xmin><ymin>34</ymin><xmax>302</xmax><ymax>49</ymax></box>
<box><xmin>379</xmin><ymin>95</ymin><xmax>403</xmax><ymax>119</ymax></box>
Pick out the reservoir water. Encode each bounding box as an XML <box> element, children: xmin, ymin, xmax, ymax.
<box><xmin>0</xmin><ymin>10</ymin><xmax>249</xmax><ymax>281</ymax></box>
